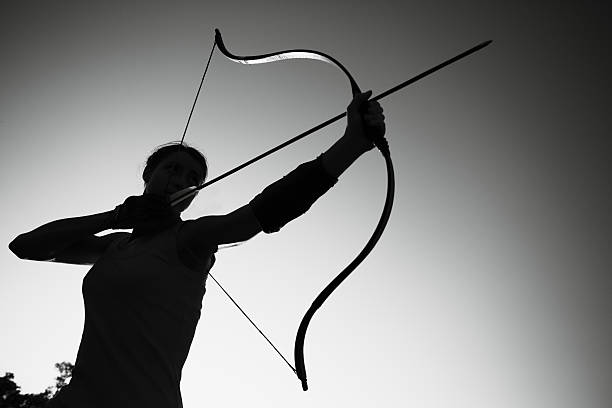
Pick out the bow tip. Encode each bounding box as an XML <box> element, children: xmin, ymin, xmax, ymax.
<box><xmin>301</xmin><ymin>379</ymin><xmax>308</xmax><ymax>391</ymax></box>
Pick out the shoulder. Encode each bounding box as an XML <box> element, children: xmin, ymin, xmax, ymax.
<box><xmin>177</xmin><ymin>219</ymin><xmax>217</xmax><ymax>253</ymax></box>
<box><xmin>175</xmin><ymin>205</ymin><xmax>262</xmax><ymax>267</ymax></box>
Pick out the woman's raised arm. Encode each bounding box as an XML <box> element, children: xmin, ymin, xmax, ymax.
<box><xmin>9</xmin><ymin>211</ymin><xmax>116</xmax><ymax>262</ymax></box>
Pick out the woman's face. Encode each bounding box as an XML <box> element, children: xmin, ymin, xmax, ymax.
<box><xmin>144</xmin><ymin>151</ymin><xmax>205</xmax><ymax>214</ymax></box>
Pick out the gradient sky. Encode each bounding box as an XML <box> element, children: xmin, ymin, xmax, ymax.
<box><xmin>1</xmin><ymin>1</ymin><xmax>610</xmax><ymax>407</ymax></box>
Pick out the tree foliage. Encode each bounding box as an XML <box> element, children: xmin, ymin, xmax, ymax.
<box><xmin>0</xmin><ymin>362</ymin><xmax>73</xmax><ymax>408</ymax></box>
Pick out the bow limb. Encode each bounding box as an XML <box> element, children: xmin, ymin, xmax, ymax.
<box><xmin>215</xmin><ymin>29</ymin><xmax>361</xmax><ymax>96</ymax></box>
<box><xmin>294</xmin><ymin>142</ymin><xmax>394</xmax><ymax>391</ymax></box>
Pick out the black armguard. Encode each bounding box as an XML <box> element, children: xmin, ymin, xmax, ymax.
<box><xmin>249</xmin><ymin>156</ymin><xmax>338</xmax><ymax>233</ymax></box>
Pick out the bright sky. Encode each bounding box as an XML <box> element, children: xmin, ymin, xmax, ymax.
<box><xmin>1</xmin><ymin>1</ymin><xmax>610</xmax><ymax>408</ymax></box>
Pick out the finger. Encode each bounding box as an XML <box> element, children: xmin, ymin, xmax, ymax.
<box><xmin>144</xmin><ymin>193</ymin><xmax>172</xmax><ymax>204</ymax></box>
<box><xmin>350</xmin><ymin>90</ymin><xmax>372</xmax><ymax>108</ymax></box>
<box><xmin>365</xmin><ymin>109</ymin><xmax>383</xmax><ymax>119</ymax></box>
<box><xmin>144</xmin><ymin>199</ymin><xmax>171</xmax><ymax>210</ymax></box>
<box><xmin>366</xmin><ymin>120</ymin><xmax>385</xmax><ymax>129</ymax></box>
<box><xmin>365</xmin><ymin>120</ymin><xmax>385</xmax><ymax>130</ymax></box>
<box><xmin>363</xmin><ymin>112</ymin><xmax>385</xmax><ymax>121</ymax></box>
<box><xmin>365</xmin><ymin>102</ymin><xmax>383</xmax><ymax>114</ymax></box>
<box><xmin>360</xmin><ymin>90</ymin><xmax>373</xmax><ymax>100</ymax></box>
<box><xmin>136</xmin><ymin>203</ymin><xmax>167</xmax><ymax>214</ymax></box>
<box><xmin>143</xmin><ymin>193</ymin><xmax>169</xmax><ymax>205</ymax></box>
<box><xmin>367</xmin><ymin>103</ymin><xmax>383</xmax><ymax>113</ymax></box>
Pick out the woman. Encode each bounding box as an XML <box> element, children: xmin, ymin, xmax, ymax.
<box><xmin>9</xmin><ymin>91</ymin><xmax>385</xmax><ymax>407</ymax></box>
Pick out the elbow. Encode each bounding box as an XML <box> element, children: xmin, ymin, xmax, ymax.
<box><xmin>9</xmin><ymin>235</ymin><xmax>27</xmax><ymax>259</ymax></box>
<box><xmin>8</xmin><ymin>235</ymin><xmax>47</xmax><ymax>261</ymax></box>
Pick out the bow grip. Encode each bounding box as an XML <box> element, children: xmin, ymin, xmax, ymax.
<box><xmin>356</xmin><ymin>93</ymin><xmax>390</xmax><ymax>156</ymax></box>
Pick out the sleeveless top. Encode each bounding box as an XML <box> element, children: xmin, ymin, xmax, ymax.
<box><xmin>52</xmin><ymin>221</ymin><xmax>217</xmax><ymax>408</ymax></box>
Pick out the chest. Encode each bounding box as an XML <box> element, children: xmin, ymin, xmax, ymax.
<box><xmin>83</xmin><ymin>234</ymin><xmax>208</xmax><ymax>303</ymax></box>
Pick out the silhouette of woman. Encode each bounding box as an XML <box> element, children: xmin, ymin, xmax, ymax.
<box><xmin>9</xmin><ymin>91</ymin><xmax>384</xmax><ymax>408</ymax></box>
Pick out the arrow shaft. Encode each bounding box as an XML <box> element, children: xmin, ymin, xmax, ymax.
<box><xmin>171</xmin><ymin>39</ymin><xmax>492</xmax><ymax>209</ymax></box>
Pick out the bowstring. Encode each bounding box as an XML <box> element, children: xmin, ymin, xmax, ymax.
<box><xmin>208</xmin><ymin>272</ymin><xmax>297</xmax><ymax>374</ymax></box>
<box><xmin>180</xmin><ymin>36</ymin><xmax>296</xmax><ymax>376</ymax></box>
<box><xmin>180</xmin><ymin>39</ymin><xmax>217</xmax><ymax>146</ymax></box>
<box><xmin>163</xmin><ymin>37</ymin><xmax>216</xmax><ymax>194</ymax></box>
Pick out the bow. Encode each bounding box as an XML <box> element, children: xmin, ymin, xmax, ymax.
<box><xmin>170</xmin><ymin>29</ymin><xmax>491</xmax><ymax>390</ymax></box>
<box><xmin>216</xmin><ymin>29</ymin><xmax>395</xmax><ymax>391</ymax></box>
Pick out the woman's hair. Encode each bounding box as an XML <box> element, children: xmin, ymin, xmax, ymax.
<box><xmin>142</xmin><ymin>142</ymin><xmax>208</xmax><ymax>186</ymax></box>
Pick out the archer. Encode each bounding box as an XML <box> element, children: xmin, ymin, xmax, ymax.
<box><xmin>9</xmin><ymin>91</ymin><xmax>385</xmax><ymax>408</ymax></box>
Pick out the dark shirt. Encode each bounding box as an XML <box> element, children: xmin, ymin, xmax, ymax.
<box><xmin>52</xmin><ymin>221</ymin><xmax>216</xmax><ymax>408</ymax></box>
